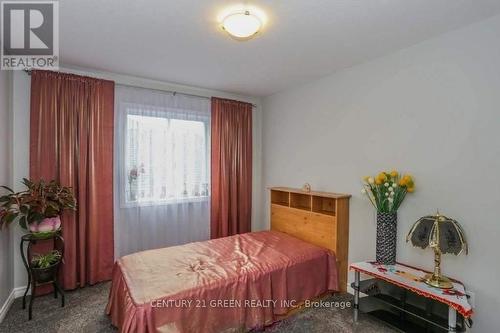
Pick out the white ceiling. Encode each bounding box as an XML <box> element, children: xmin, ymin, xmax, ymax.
<box><xmin>60</xmin><ymin>0</ymin><xmax>500</xmax><ymax>97</ymax></box>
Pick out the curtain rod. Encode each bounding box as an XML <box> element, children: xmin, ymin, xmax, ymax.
<box><xmin>23</xmin><ymin>69</ymin><xmax>257</xmax><ymax>108</ymax></box>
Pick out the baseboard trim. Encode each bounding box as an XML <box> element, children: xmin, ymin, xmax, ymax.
<box><xmin>13</xmin><ymin>285</ymin><xmax>29</xmax><ymax>298</ymax></box>
<box><xmin>0</xmin><ymin>286</ymin><xmax>28</xmax><ymax>324</ymax></box>
<box><xmin>0</xmin><ymin>289</ymin><xmax>15</xmax><ymax>324</ymax></box>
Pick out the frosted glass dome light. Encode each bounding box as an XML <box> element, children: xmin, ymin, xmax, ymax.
<box><xmin>222</xmin><ymin>10</ymin><xmax>262</xmax><ymax>39</ymax></box>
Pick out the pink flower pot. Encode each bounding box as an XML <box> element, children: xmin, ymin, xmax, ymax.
<box><xmin>29</xmin><ymin>216</ymin><xmax>61</xmax><ymax>233</ymax></box>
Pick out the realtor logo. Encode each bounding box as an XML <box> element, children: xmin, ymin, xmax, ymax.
<box><xmin>1</xmin><ymin>1</ymin><xmax>59</xmax><ymax>70</ymax></box>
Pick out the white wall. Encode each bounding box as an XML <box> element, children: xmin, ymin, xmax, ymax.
<box><xmin>0</xmin><ymin>69</ymin><xmax>13</xmax><ymax>318</ymax></box>
<box><xmin>9</xmin><ymin>66</ymin><xmax>263</xmax><ymax>289</ymax></box>
<box><xmin>262</xmin><ymin>14</ymin><xmax>500</xmax><ymax>332</ymax></box>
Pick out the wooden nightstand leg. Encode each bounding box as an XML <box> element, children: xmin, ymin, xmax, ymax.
<box><xmin>448</xmin><ymin>307</ymin><xmax>457</xmax><ymax>332</ymax></box>
<box><xmin>354</xmin><ymin>270</ymin><xmax>360</xmax><ymax>323</ymax></box>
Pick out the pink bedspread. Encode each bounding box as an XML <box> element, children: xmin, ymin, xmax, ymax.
<box><xmin>106</xmin><ymin>231</ymin><xmax>338</xmax><ymax>333</ymax></box>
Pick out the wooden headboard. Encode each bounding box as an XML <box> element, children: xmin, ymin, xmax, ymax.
<box><xmin>269</xmin><ymin>187</ymin><xmax>351</xmax><ymax>292</ymax></box>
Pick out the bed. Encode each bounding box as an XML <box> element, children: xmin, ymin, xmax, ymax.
<box><xmin>106</xmin><ymin>231</ymin><xmax>337</xmax><ymax>332</ymax></box>
<box><xmin>106</xmin><ymin>187</ymin><xmax>350</xmax><ymax>333</ymax></box>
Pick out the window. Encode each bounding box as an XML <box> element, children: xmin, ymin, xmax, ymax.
<box><xmin>114</xmin><ymin>86</ymin><xmax>211</xmax><ymax>257</ymax></box>
<box><xmin>123</xmin><ymin>106</ymin><xmax>210</xmax><ymax>206</ymax></box>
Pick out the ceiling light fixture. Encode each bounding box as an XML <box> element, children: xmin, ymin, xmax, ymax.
<box><xmin>222</xmin><ymin>10</ymin><xmax>262</xmax><ymax>40</ymax></box>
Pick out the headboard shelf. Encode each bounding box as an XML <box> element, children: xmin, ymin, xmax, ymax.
<box><xmin>290</xmin><ymin>192</ymin><xmax>312</xmax><ymax>211</ymax></box>
<box><xmin>312</xmin><ymin>195</ymin><xmax>336</xmax><ymax>216</ymax></box>
<box><xmin>269</xmin><ymin>187</ymin><xmax>350</xmax><ymax>292</ymax></box>
<box><xmin>271</xmin><ymin>190</ymin><xmax>290</xmax><ymax>207</ymax></box>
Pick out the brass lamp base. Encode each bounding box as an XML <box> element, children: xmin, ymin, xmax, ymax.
<box><xmin>424</xmin><ymin>273</ymin><xmax>453</xmax><ymax>289</ymax></box>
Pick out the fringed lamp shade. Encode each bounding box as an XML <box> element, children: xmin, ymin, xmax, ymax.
<box><xmin>406</xmin><ymin>213</ymin><xmax>468</xmax><ymax>289</ymax></box>
<box><xmin>407</xmin><ymin>215</ymin><xmax>468</xmax><ymax>255</ymax></box>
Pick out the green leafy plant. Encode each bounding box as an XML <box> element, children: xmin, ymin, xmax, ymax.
<box><xmin>31</xmin><ymin>250</ymin><xmax>62</xmax><ymax>269</ymax></box>
<box><xmin>0</xmin><ymin>178</ymin><xmax>76</xmax><ymax>230</ymax></box>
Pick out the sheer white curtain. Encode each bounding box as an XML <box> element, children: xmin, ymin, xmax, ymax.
<box><xmin>114</xmin><ymin>85</ymin><xmax>210</xmax><ymax>259</ymax></box>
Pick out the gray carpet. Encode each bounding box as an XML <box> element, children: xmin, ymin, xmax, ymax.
<box><xmin>0</xmin><ymin>282</ymin><xmax>395</xmax><ymax>333</ymax></box>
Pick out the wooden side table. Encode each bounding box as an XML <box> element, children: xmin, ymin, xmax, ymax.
<box><xmin>20</xmin><ymin>232</ymin><xmax>65</xmax><ymax>320</ymax></box>
<box><xmin>351</xmin><ymin>261</ymin><xmax>472</xmax><ymax>333</ymax></box>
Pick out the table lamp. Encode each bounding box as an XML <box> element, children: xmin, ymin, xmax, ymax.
<box><xmin>406</xmin><ymin>212</ymin><xmax>468</xmax><ymax>289</ymax></box>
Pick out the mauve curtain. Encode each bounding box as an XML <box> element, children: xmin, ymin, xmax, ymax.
<box><xmin>30</xmin><ymin>70</ymin><xmax>114</xmax><ymax>289</ymax></box>
<box><xmin>210</xmin><ymin>97</ymin><xmax>252</xmax><ymax>238</ymax></box>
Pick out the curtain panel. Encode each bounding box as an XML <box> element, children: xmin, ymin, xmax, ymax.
<box><xmin>30</xmin><ymin>70</ymin><xmax>115</xmax><ymax>289</ymax></box>
<box><xmin>113</xmin><ymin>86</ymin><xmax>211</xmax><ymax>259</ymax></box>
<box><xmin>210</xmin><ymin>97</ymin><xmax>252</xmax><ymax>239</ymax></box>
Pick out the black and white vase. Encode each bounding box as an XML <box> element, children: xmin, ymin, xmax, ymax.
<box><xmin>376</xmin><ymin>212</ymin><xmax>397</xmax><ymax>265</ymax></box>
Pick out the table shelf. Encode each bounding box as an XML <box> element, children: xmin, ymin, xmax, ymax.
<box><xmin>353</xmin><ymin>278</ymin><xmax>466</xmax><ymax>332</ymax></box>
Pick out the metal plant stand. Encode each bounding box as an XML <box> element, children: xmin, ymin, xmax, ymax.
<box><xmin>20</xmin><ymin>232</ymin><xmax>65</xmax><ymax>320</ymax></box>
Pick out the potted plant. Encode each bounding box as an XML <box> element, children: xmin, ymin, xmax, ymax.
<box><xmin>0</xmin><ymin>178</ymin><xmax>76</xmax><ymax>237</ymax></box>
<box><xmin>30</xmin><ymin>250</ymin><xmax>62</xmax><ymax>283</ymax></box>
<box><xmin>361</xmin><ymin>170</ymin><xmax>415</xmax><ymax>265</ymax></box>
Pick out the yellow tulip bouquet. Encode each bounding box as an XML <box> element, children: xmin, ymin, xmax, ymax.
<box><xmin>361</xmin><ymin>171</ymin><xmax>415</xmax><ymax>213</ymax></box>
